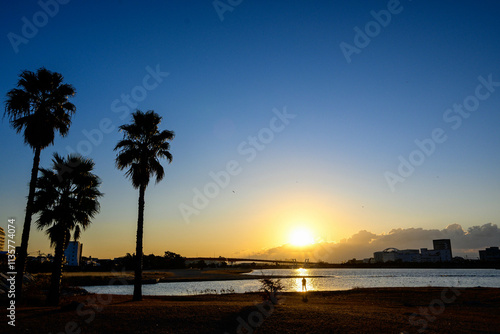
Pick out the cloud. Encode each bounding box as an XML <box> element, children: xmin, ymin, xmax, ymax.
<box><xmin>242</xmin><ymin>223</ymin><xmax>500</xmax><ymax>262</ymax></box>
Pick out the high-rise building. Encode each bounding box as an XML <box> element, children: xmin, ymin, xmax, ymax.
<box><xmin>0</xmin><ymin>227</ymin><xmax>5</xmax><ymax>251</ymax></box>
<box><xmin>420</xmin><ymin>248</ymin><xmax>445</xmax><ymax>262</ymax></box>
<box><xmin>64</xmin><ymin>241</ymin><xmax>83</xmax><ymax>266</ymax></box>
<box><xmin>479</xmin><ymin>247</ymin><xmax>500</xmax><ymax>261</ymax></box>
<box><xmin>433</xmin><ymin>239</ymin><xmax>452</xmax><ymax>260</ymax></box>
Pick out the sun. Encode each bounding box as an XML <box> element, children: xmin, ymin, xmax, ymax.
<box><xmin>289</xmin><ymin>227</ymin><xmax>315</xmax><ymax>246</ymax></box>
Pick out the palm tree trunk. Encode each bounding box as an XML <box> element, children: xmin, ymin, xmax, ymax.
<box><xmin>47</xmin><ymin>237</ymin><xmax>65</xmax><ymax>306</ymax></box>
<box><xmin>15</xmin><ymin>146</ymin><xmax>41</xmax><ymax>302</ymax></box>
<box><xmin>133</xmin><ymin>184</ymin><xmax>146</xmax><ymax>301</ymax></box>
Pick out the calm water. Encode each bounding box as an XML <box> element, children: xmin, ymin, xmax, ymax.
<box><xmin>83</xmin><ymin>268</ymin><xmax>500</xmax><ymax>296</ymax></box>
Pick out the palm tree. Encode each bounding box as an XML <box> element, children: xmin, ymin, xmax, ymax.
<box><xmin>33</xmin><ymin>153</ymin><xmax>102</xmax><ymax>306</ymax></box>
<box><xmin>4</xmin><ymin>68</ymin><xmax>76</xmax><ymax>300</ymax></box>
<box><xmin>114</xmin><ymin>110</ymin><xmax>174</xmax><ymax>301</ymax></box>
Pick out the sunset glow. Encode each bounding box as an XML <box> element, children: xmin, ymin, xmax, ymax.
<box><xmin>289</xmin><ymin>227</ymin><xmax>315</xmax><ymax>247</ymax></box>
<box><xmin>1</xmin><ymin>1</ymin><xmax>499</xmax><ymax>263</ymax></box>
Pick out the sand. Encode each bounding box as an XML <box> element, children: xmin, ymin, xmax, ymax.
<box><xmin>4</xmin><ymin>287</ymin><xmax>500</xmax><ymax>333</ymax></box>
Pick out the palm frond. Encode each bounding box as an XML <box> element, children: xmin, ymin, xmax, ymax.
<box><xmin>115</xmin><ymin>109</ymin><xmax>174</xmax><ymax>189</ymax></box>
<box><xmin>33</xmin><ymin>153</ymin><xmax>102</xmax><ymax>248</ymax></box>
<box><xmin>4</xmin><ymin>68</ymin><xmax>76</xmax><ymax>150</ymax></box>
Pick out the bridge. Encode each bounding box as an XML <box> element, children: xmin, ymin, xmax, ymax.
<box><xmin>185</xmin><ymin>257</ymin><xmax>317</xmax><ymax>266</ymax></box>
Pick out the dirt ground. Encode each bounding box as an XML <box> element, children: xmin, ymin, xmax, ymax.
<box><xmin>2</xmin><ymin>287</ymin><xmax>499</xmax><ymax>333</ymax></box>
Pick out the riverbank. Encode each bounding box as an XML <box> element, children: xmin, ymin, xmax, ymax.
<box><xmin>49</xmin><ymin>268</ymin><xmax>325</xmax><ymax>286</ymax></box>
<box><xmin>5</xmin><ymin>287</ymin><xmax>499</xmax><ymax>333</ymax></box>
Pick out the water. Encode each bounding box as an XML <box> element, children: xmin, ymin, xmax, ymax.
<box><xmin>83</xmin><ymin>268</ymin><xmax>500</xmax><ymax>296</ymax></box>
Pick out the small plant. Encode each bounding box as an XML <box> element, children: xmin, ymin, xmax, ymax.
<box><xmin>259</xmin><ymin>277</ymin><xmax>285</xmax><ymax>303</ymax></box>
<box><xmin>184</xmin><ymin>287</ymin><xmax>236</xmax><ymax>295</ymax></box>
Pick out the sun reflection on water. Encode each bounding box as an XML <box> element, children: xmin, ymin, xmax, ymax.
<box><xmin>296</xmin><ymin>268</ymin><xmax>309</xmax><ymax>276</ymax></box>
<box><xmin>293</xmin><ymin>268</ymin><xmax>315</xmax><ymax>292</ymax></box>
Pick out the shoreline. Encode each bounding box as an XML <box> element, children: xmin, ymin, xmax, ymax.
<box><xmin>57</xmin><ymin>268</ymin><xmax>328</xmax><ymax>286</ymax></box>
<box><xmin>55</xmin><ymin>267</ymin><xmax>500</xmax><ymax>287</ymax></box>
<box><xmin>7</xmin><ymin>287</ymin><xmax>500</xmax><ymax>333</ymax></box>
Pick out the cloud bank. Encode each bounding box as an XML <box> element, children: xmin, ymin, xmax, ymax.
<box><xmin>241</xmin><ymin>223</ymin><xmax>500</xmax><ymax>263</ymax></box>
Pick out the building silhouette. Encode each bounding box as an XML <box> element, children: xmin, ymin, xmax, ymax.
<box><xmin>374</xmin><ymin>239</ymin><xmax>453</xmax><ymax>263</ymax></box>
<box><xmin>479</xmin><ymin>247</ymin><xmax>500</xmax><ymax>261</ymax></box>
<box><xmin>374</xmin><ymin>248</ymin><xmax>420</xmax><ymax>263</ymax></box>
<box><xmin>64</xmin><ymin>241</ymin><xmax>83</xmax><ymax>266</ymax></box>
<box><xmin>433</xmin><ymin>239</ymin><xmax>453</xmax><ymax>259</ymax></box>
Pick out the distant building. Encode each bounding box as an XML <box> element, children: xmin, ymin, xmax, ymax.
<box><xmin>479</xmin><ymin>247</ymin><xmax>500</xmax><ymax>261</ymax></box>
<box><xmin>374</xmin><ymin>248</ymin><xmax>398</xmax><ymax>263</ymax></box>
<box><xmin>420</xmin><ymin>248</ymin><xmax>445</xmax><ymax>262</ymax></box>
<box><xmin>374</xmin><ymin>248</ymin><xmax>420</xmax><ymax>263</ymax></box>
<box><xmin>433</xmin><ymin>239</ymin><xmax>453</xmax><ymax>260</ymax></box>
<box><xmin>374</xmin><ymin>239</ymin><xmax>453</xmax><ymax>263</ymax></box>
<box><xmin>64</xmin><ymin>241</ymin><xmax>83</xmax><ymax>266</ymax></box>
<box><xmin>397</xmin><ymin>249</ymin><xmax>421</xmax><ymax>262</ymax></box>
<box><xmin>34</xmin><ymin>254</ymin><xmax>52</xmax><ymax>263</ymax></box>
<box><xmin>0</xmin><ymin>227</ymin><xmax>4</xmax><ymax>251</ymax></box>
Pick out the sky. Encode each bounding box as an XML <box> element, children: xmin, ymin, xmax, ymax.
<box><xmin>1</xmin><ymin>0</ymin><xmax>499</xmax><ymax>261</ymax></box>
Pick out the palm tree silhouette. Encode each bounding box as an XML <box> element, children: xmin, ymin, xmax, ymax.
<box><xmin>4</xmin><ymin>68</ymin><xmax>76</xmax><ymax>300</ymax></box>
<box><xmin>33</xmin><ymin>153</ymin><xmax>102</xmax><ymax>305</ymax></box>
<box><xmin>114</xmin><ymin>110</ymin><xmax>174</xmax><ymax>301</ymax></box>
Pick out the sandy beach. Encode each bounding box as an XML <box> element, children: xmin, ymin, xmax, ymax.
<box><xmin>5</xmin><ymin>287</ymin><xmax>500</xmax><ymax>333</ymax></box>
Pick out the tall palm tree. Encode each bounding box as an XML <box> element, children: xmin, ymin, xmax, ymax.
<box><xmin>114</xmin><ymin>110</ymin><xmax>174</xmax><ymax>301</ymax></box>
<box><xmin>33</xmin><ymin>153</ymin><xmax>102</xmax><ymax>306</ymax></box>
<box><xmin>4</xmin><ymin>68</ymin><xmax>76</xmax><ymax>300</ymax></box>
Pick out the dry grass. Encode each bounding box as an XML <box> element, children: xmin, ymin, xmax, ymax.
<box><xmin>5</xmin><ymin>287</ymin><xmax>500</xmax><ymax>333</ymax></box>
<box><xmin>62</xmin><ymin>272</ymin><xmax>134</xmax><ymax>277</ymax></box>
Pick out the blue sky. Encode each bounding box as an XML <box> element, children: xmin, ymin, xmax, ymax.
<box><xmin>1</xmin><ymin>0</ymin><xmax>499</xmax><ymax>259</ymax></box>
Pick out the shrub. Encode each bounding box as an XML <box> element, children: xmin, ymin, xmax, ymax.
<box><xmin>259</xmin><ymin>277</ymin><xmax>284</xmax><ymax>302</ymax></box>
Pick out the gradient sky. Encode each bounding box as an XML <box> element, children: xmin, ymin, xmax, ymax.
<box><xmin>1</xmin><ymin>1</ymin><xmax>499</xmax><ymax>260</ymax></box>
